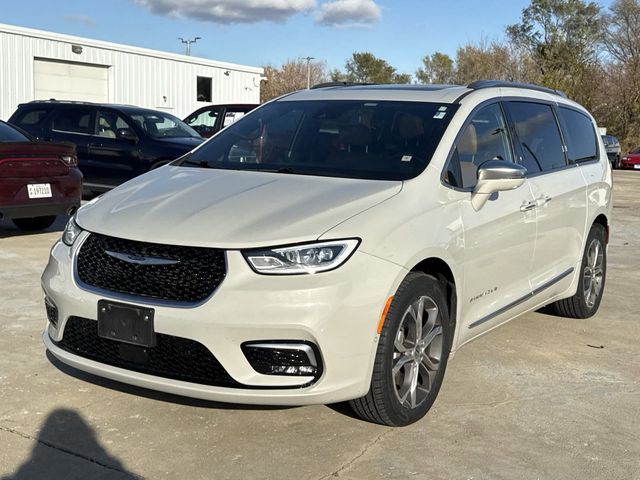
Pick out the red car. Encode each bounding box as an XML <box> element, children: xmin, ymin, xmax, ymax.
<box><xmin>0</xmin><ymin>121</ymin><xmax>82</xmax><ymax>231</ymax></box>
<box><xmin>620</xmin><ymin>149</ymin><xmax>640</xmax><ymax>170</ymax></box>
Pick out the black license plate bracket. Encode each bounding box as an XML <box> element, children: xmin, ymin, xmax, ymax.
<box><xmin>97</xmin><ymin>300</ymin><xmax>156</xmax><ymax>348</ymax></box>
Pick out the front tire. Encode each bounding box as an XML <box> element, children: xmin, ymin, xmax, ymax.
<box><xmin>350</xmin><ymin>273</ymin><xmax>453</xmax><ymax>426</ymax></box>
<box><xmin>12</xmin><ymin>215</ymin><xmax>56</xmax><ymax>232</ymax></box>
<box><xmin>550</xmin><ymin>224</ymin><xmax>607</xmax><ymax>318</ymax></box>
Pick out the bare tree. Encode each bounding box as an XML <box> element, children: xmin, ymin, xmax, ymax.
<box><xmin>602</xmin><ymin>0</ymin><xmax>640</xmax><ymax>150</ymax></box>
<box><xmin>260</xmin><ymin>59</ymin><xmax>328</xmax><ymax>103</ymax></box>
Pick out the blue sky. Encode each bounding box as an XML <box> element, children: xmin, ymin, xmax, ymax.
<box><xmin>2</xmin><ymin>0</ymin><xmax>615</xmax><ymax>74</ymax></box>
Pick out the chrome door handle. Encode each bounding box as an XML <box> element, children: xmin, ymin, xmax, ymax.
<box><xmin>520</xmin><ymin>201</ymin><xmax>537</xmax><ymax>212</ymax></box>
<box><xmin>536</xmin><ymin>195</ymin><xmax>552</xmax><ymax>207</ymax></box>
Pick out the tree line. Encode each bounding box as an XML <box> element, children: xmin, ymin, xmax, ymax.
<box><xmin>260</xmin><ymin>0</ymin><xmax>640</xmax><ymax>151</ymax></box>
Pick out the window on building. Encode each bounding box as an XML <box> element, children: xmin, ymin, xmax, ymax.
<box><xmin>557</xmin><ymin>107</ymin><xmax>598</xmax><ymax>163</ymax></box>
<box><xmin>197</xmin><ymin>77</ymin><xmax>212</xmax><ymax>102</ymax></box>
<box><xmin>506</xmin><ymin>102</ymin><xmax>566</xmax><ymax>173</ymax></box>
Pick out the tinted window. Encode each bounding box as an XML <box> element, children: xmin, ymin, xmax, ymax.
<box><xmin>446</xmin><ymin>103</ymin><xmax>513</xmax><ymax>188</ymax></box>
<box><xmin>186</xmin><ymin>108</ymin><xmax>221</xmax><ymax>137</ymax></box>
<box><xmin>95</xmin><ymin>111</ymin><xmax>134</xmax><ymax>139</ymax></box>
<box><xmin>558</xmin><ymin>107</ymin><xmax>598</xmax><ymax>163</ymax></box>
<box><xmin>51</xmin><ymin>108</ymin><xmax>93</xmax><ymax>134</ymax></box>
<box><xmin>129</xmin><ymin>111</ymin><xmax>200</xmax><ymax>139</ymax></box>
<box><xmin>180</xmin><ymin>100</ymin><xmax>458</xmax><ymax>181</ymax></box>
<box><xmin>12</xmin><ymin>108</ymin><xmax>51</xmax><ymax>127</ymax></box>
<box><xmin>507</xmin><ymin>102</ymin><xmax>566</xmax><ymax>173</ymax></box>
<box><xmin>0</xmin><ymin>122</ymin><xmax>30</xmax><ymax>142</ymax></box>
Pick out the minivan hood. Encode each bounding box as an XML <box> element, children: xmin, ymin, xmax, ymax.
<box><xmin>77</xmin><ymin>166</ymin><xmax>402</xmax><ymax>248</ymax></box>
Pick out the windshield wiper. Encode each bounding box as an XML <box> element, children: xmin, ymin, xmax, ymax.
<box><xmin>180</xmin><ymin>157</ymin><xmax>211</xmax><ymax>168</ymax></box>
<box><xmin>275</xmin><ymin>167</ymin><xmax>297</xmax><ymax>174</ymax></box>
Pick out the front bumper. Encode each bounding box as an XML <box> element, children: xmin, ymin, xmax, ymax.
<box><xmin>42</xmin><ymin>234</ymin><xmax>406</xmax><ymax>405</ymax></box>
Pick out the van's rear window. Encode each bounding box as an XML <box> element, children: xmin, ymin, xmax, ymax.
<box><xmin>179</xmin><ymin>100</ymin><xmax>458</xmax><ymax>181</ymax></box>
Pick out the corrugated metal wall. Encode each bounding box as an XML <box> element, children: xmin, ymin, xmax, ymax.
<box><xmin>0</xmin><ymin>24</ymin><xmax>263</xmax><ymax>121</ymax></box>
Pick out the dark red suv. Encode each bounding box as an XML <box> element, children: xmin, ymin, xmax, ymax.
<box><xmin>0</xmin><ymin>121</ymin><xmax>81</xmax><ymax>231</ymax></box>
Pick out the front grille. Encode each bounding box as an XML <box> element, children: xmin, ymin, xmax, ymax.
<box><xmin>76</xmin><ymin>233</ymin><xmax>226</xmax><ymax>303</ymax></box>
<box><xmin>56</xmin><ymin>317</ymin><xmax>241</xmax><ymax>387</ymax></box>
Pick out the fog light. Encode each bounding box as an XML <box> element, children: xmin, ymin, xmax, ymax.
<box><xmin>242</xmin><ymin>342</ymin><xmax>321</xmax><ymax>378</ymax></box>
<box><xmin>44</xmin><ymin>297</ymin><xmax>58</xmax><ymax>327</ymax></box>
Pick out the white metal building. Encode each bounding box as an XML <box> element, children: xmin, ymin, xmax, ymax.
<box><xmin>0</xmin><ymin>23</ymin><xmax>263</xmax><ymax>121</ymax></box>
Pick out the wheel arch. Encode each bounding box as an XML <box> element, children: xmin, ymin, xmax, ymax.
<box><xmin>593</xmin><ymin>213</ymin><xmax>610</xmax><ymax>244</ymax></box>
<box><xmin>409</xmin><ymin>258</ymin><xmax>458</xmax><ymax>337</ymax></box>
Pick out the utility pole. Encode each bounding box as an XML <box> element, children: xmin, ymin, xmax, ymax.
<box><xmin>301</xmin><ymin>56</ymin><xmax>315</xmax><ymax>89</ymax></box>
<box><xmin>179</xmin><ymin>37</ymin><xmax>201</xmax><ymax>56</ymax></box>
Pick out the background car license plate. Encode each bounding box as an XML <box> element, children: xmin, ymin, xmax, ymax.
<box><xmin>27</xmin><ymin>183</ymin><xmax>52</xmax><ymax>199</ymax></box>
<box><xmin>634</xmin><ymin>164</ymin><xmax>640</xmax><ymax>169</ymax></box>
<box><xmin>97</xmin><ymin>300</ymin><xmax>156</xmax><ymax>347</ymax></box>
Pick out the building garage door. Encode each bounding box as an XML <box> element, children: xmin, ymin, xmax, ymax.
<box><xmin>34</xmin><ymin>59</ymin><xmax>109</xmax><ymax>103</ymax></box>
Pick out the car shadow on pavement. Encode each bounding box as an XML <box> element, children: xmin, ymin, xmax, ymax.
<box><xmin>0</xmin><ymin>215</ymin><xmax>67</xmax><ymax>239</ymax></box>
<box><xmin>46</xmin><ymin>351</ymin><xmax>299</xmax><ymax>412</ymax></box>
<box><xmin>1</xmin><ymin>408</ymin><xmax>140</xmax><ymax>480</ymax></box>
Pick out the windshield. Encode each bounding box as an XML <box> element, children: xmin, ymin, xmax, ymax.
<box><xmin>0</xmin><ymin>122</ymin><xmax>30</xmax><ymax>143</ymax></box>
<box><xmin>129</xmin><ymin>112</ymin><xmax>200</xmax><ymax>139</ymax></box>
<box><xmin>178</xmin><ymin>100</ymin><xmax>458</xmax><ymax>180</ymax></box>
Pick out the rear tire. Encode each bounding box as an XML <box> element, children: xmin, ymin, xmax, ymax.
<box><xmin>12</xmin><ymin>215</ymin><xmax>56</xmax><ymax>232</ymax></box>
<box><xmin>550</xmin><ymin>224</ymin><xmax>606</xmax><ymax>318</ymax></box>
<box><xmin>350</xmin><ymin>272</ymin><xmax>453</xmax><ymax>426</ymax></box>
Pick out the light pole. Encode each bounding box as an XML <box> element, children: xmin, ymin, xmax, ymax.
<box><xmin>301</xmin><ymin>56</ymin><xmax>315</xmax><ymax>89</ymax></box>
<box><xmin>179</xmin><ymin>37</ymin><xmax>201</xmax><ymax>56</ymax></box>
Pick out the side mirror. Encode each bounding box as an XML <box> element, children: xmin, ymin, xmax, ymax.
<box><xmin>116</xmin><ymin>128</ymin><xmax>139</xmax><ymax>143</ymax></box>
<box><xmin>471</xmin><ymin>160</ymin><xmax>527</xmax><ymax>211</ymax></box>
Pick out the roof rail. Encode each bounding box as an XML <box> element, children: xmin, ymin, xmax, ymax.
<box><xmin>467</xmin><ymin>80</ymin><xmax>568</xmax><ymax>98</ymax></box>
<box><xmin>311</xmin><ymin>81</ymin><xmax>377</xmax><ymax>89</ymax></box>
<box><xmin>29</xmin><ymin>99</ymin><xmax>98</xmax><ymax>105</ymax></box>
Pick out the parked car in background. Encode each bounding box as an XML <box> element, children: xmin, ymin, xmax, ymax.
<box><xmin>620</xmin><ymin>149</ymin><xmax>640</xmax><ymax>170</ymax></box>
<box><xmin>601</xmin><ymin>134</ymin><xmax>621</xmax><ymax>168</ymax></box>
<box><xmin>0</xmin><ymin>121</ymin><xmax>81</xmax><ymax>231</ymax></box>
<box><xmin>184</xmin><ymin>103</ymin><xmax>258</xmax><ymax>138</ymax></box>
<box><xmin>9</xmin><ymin>101</ymin><xmax>203</xmax><ymax>194</ymax></box>
<box><xmin>43</xmin><ymin>81</ymin><xmax>611</xmax><ymax>426</ymax></box>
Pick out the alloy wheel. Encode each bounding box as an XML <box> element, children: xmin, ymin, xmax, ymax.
<box><xmin>583</xmin><ymin>238</ymin><xmax>604</xmax><ymax>309</ymax></box>
<box><xmin>392</xmin><ymin>296</ymin><xmax>443</xmax><ymax>409</ymax></box>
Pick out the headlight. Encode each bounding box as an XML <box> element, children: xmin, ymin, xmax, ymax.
<box><xmin>62</xmin><ymin>216</ymin><xmax>83</xmax><ymax>246</ymax></box>
<box><xmin>243</xmin><ymin>239</ymin><xmax>359</xmax><ymax>275</ymax></box>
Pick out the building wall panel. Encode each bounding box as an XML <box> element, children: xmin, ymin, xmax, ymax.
<box><xmin>0</xmin><ymin>23</ymin><xmax>263</xmax><ymax>121</ymax></box>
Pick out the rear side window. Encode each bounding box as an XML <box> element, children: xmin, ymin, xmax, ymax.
<box><xmin>0</xmin><ymin>122</ymin><xmax>30</xmax><ymax>142</ymax></box>
<box><xmin>12</xmin><ymin>108</ymin><xmax>51</xmax><ymax>127</ymax></box>
<box><xmin>557</xmin><ymin>107</ymin><xmax>598</xmax><ymax>163</ymax></box>
<box><xmin>51</xmin><ymin>108</ymin><xmax>93</xmax><ymax>135</ymax></box>
<box><xmin>507</xmin><ymin>102</ymin><xmax>566</xmax><ymax>173</ymax></box>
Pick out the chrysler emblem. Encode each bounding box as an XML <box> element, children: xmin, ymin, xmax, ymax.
<box><xmin>105</xmin><ymin>250</ymin><xmax>180</xmax><ymax>266</ymax></box>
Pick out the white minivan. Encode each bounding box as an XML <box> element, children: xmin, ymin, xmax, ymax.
<box><xmin>42</xmin><ymin>81</ymin><xmax>612</xmax><ymax>426</ymax></box>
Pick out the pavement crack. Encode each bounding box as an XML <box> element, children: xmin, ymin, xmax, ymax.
<box><xmin>0</xmin><ymin>424</ymin><xmax>144</xmax><ymax>479</ymax></box>
<box><xmin>318</xmin><ymin>429</ymin><xmax>391</xmax><ymax>479</ymax></box>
